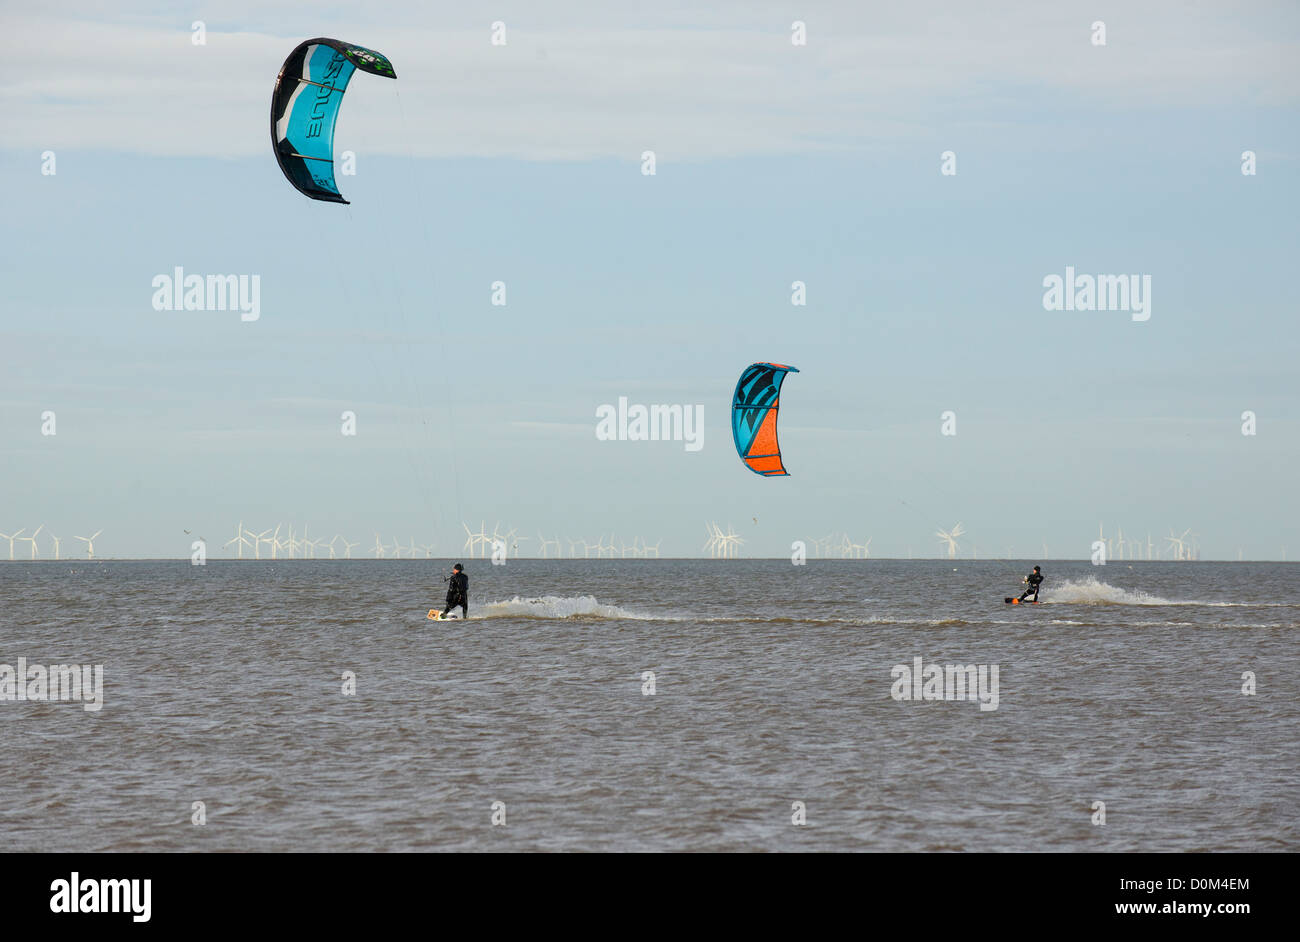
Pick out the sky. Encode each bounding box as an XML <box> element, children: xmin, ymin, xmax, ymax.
<box><xmin>1</xmin><ymin>1</ymin><xmax>1298</xmax><ymax>560</ymax></box>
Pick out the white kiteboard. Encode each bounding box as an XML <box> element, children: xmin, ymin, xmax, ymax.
<box><xmin>427</xmin><ymin>609</ymin><xmax>463</xmax><ymax>621</ymax></box>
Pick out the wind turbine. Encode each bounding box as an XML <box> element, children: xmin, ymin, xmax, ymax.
<box><xmin>720</xmin><ymin>525</ymin><xmax>744</xmax><ymax>559</ymax></box>
<box><xmin>462</xmin><ymin>521</ymin><xmax>490</xmax><ymax>558</ymax></box>
<box><xmin>251</xmin><ymin>528</ymin><xmax>271</xmax><ymax>560</ymax></box>
<box><xmin>708</xmin><ymin>524</ymin><xmax>739</xmax><ymax>559</ymax></box>
<box><xmin>343</xmin><ymin>538</ymin><xmax>360</xmax><ymax>559</ymax></box>
<box><xmin>21</xmin><ymin>525</ymin><xmax>44</xmax><ymax>559</ymax></box>
<box><xmin>224</xmin><ymin>521</ymin><xmax>252</xmax><ymax>559</ymax></box>
<box><xmin>74</xmin><ymin>529</ymin><xmax>103</xmax><ymax>559</ymax></box>
<box><xmin>730</xmin><ymin>525</ymin><xmax>745</xmax><ymax>558</ymax></box>
<box><xmin>936</xmin><ymin>523</ymin><xmax>964</xmax><ymax>559</ymax></box>
<box><xmin>703</xmin><ymin>522</ymin><xmax>723</xmax><ymax>558</ymax></box>
<box><xmin>714</xmin><ymin>523</ymin><xmax>729</xmax><ymax>558</ymax></box>
<box><xmin>644</xmin><ymin>539</ymin><xmax>661</xmax><ymax>559</ymax></box>
<box><xmin>488</xmin><ymin>524</ymin><xmax>519</xmax><ymax>557</ymax></box>
<box><xmin>371</xmin><ymin>534</ymin><xmax>386</xmax><ymax>559</ymax></box>
<box><xmin>0</xmin><ymin>529</ymin><xmax>24</xmax><ymax>561</ymax></box>
<box><xmin>48</xmin><ymin>532</ymin><xmax>62</xmax><ymax>560</ymax></box>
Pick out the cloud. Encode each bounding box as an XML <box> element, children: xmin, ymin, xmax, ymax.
<box><xmin>4</xmin><ymin>2</ymin><xmax>1297</xmax><ymax>159</ymax></box>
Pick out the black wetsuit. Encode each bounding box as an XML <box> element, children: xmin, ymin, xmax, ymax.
<box><xmin>1019</xmin><ymin>570</ymin><xmax>1044</xmax><ymax>602</ymax></box>
<box><xmin>444</xmin><ymin>571</ymin><xmax>469</xmax><ymax>618</ymax></box>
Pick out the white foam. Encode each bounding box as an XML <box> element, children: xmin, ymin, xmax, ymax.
<box><xmin>1046</xmin><ymin>576</ymin><xmax>1174</xmax><ymax>605</ymax></box>
<box><xmin>477</xmin><ymin>595</ymin><xmax>663</xmax><ymax>620</ymax></box>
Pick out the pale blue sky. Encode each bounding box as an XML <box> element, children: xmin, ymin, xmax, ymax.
<box><xmin>2</xmin><ymin>2</ymin><xmax>1297</xmax><ymax>559</ymax></box>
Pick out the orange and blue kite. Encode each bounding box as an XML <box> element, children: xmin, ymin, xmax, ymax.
<box><xmin>731</xmin><ymin>362</ymin><xmax>798</xmax><ymax>476</ymax></box>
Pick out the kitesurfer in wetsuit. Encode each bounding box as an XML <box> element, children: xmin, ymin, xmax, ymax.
<box><xmin>443</xmin><ymin>563</ymin><xmax>469</xmax><ymax>619</ymax></box>
<box><xmin>1019</xmin><ymin>565</ymin><xmax>1044</xmax><ymax>602</ymax></box>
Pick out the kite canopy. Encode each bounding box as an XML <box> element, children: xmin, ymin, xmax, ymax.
<box><xmin>270</xmin><ymin>38</ymin><xmax>396</xmax><ymax>203</ymax></box>
<box><xmin>732</xmin><ymin>362</ymin><xmax>799</xmax><ymax>476</ymax></box>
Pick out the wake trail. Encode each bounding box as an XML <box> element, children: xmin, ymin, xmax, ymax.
<box><xmin>1044</xmin><ymin>576</ymin><xmax>1284</xmax><ymax>607</ymax></box>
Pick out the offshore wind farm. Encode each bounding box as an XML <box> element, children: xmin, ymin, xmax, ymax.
<box><xmin>0</xmin><ymin>519</ymin><xmax>1226</xmax><ymax>560</ymax></box>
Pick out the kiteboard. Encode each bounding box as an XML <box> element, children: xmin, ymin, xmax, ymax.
<box><xmin>427</xmin><ymin>609</ymin><xmax>462</xmax><ymax>621</ymax></box>
<box><xmin>1004</xmin><ymin>598</ymin><xmax>1040</xmax><ymax>605</ymax></box>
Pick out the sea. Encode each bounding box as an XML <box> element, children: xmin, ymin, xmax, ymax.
<box><xmin>2</xmin><ymin>559</ymin><xmax>1296</xmax><ymax>852</ymax></box>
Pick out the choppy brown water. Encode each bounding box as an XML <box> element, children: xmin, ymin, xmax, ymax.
<box><xmin>2</xmin><ymin>559</ymin><xmax>1296</xmax><ymax>851</ymax></box>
